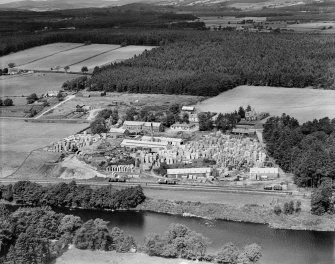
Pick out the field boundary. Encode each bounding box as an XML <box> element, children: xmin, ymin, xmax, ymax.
<box><xmin>67</xmin><ymin>46</ymin><xmax>123</xmax><ymax>68</ymax></box>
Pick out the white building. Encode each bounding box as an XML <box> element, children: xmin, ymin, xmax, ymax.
<box><xmin>182</xmin><ymin>106</ymin><xmax>196</xmax><ymax>113</ymax></box>
<box><xmin>141</xmin><ymin>136</ymin><xmax>184</xmax><ymax>146</ymax></box>
<box><xmin>45</xmin><ymin>90</ymin><xmax>59</xmax><ymax>97</ymax></box>
<box><xmin>250</xmin><ymin>167</ymin><xmax>279</xmax><ymax>180</ymax></box>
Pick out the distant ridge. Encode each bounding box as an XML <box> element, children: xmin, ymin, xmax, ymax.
<box><xmin>0</xmin><ymin>0</ymin><xmax>326</xmax><ymax>11</ymax></box>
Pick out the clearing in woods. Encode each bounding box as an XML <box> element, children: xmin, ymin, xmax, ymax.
<box><xmin>196</xmin><ymin>85</ymin><xmax>335</xmax><ymax>122</ymax></box>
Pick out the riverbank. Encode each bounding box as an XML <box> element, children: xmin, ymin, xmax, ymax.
<box><xmin>55</xmin><ymin>247</ymin><xmax>209</xmax><ymax>264</ymax></box>
<box><xmin>135</xmin><ymin>198</ymin><xmax>335</xmax><ymax>232</ymax></box>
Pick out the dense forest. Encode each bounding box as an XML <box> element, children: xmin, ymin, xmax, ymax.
<box><xmin>90</xmin><ymin>31</ymin><xmax>335</xmax><ymax>96</ymax></box>
<box><xmin>0</xmin><ymin>205</ymin><xmax>262</xmax><ymax>264</ymax></box>
<box><xmin>263</xmin><ymin>115</ymin><xmax>335</xmax><ymax>188</ymax></box>
<box><xmin>0</xmin><ymin>181</ymin><xmax>145</xmax><ymax>210</ymax></box>
<box><xmin>0</xmin><ymin>7</ymin><xmax>199</xmax><ymax>34</ymax></box>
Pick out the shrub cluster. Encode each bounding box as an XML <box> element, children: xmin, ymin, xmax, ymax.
<box><xmin>143</xmin><ymin>223</ymin><xmax>262</xmax><ymax>263</ymax></box>
<box><xmin>273</xmin><ymin>200</ymin><xmax>301</xmax><ymax>215</ymax></box>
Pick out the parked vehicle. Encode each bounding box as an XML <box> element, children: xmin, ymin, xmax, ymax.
<box><xmin>264</xmin><ymin>185</ymin><xmax>273</xmax><ymax>190</ymax></box>
<box><xmin>273</xmin><ymin>185</ymin><xmax>283</xmax><ymax>191</ymax></box>
<box><xmin>108</xmin><ymin>177</ymin><xmax>126</xmax><ymax>183</ymax></box>
<box><xmin>157</xmin><ymin>179</ymin><xmax>177</xmax><ymax>185</ymax></box>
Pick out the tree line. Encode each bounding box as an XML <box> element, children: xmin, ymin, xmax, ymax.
<box><xmin>263</xmin><ymin>115</ymin><xmax>335</xmax><ymax>188</ymax></box>
<box><xmin>0</xmin><ymin>181</ymin><xmax>145</xmax><ymax>210</ymax></box>
<box><xmin>0</xmin><ymin>205</ymin><xmax>139</xmax><ymax>264</ymax></box>
<box><xmin>0</xmin><ymin>205</ymin><xmax>262</xmax><ymax>264</ymax></box>
<box><xmin>2</xmin><ymin>29</ymin><xmax>334</xmax><ymax>97</ymax></box>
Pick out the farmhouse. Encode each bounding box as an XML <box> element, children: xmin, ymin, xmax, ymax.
<box><xmin>245</xmin><ymin>109</ymin><xmax>258</xmax><ymax>121</ymax></box>
<box><xmin>75</xmin><ymin>104</ymin><xmax>92</xmax><ymax>113</ymax></box>
<box><xmin>123</xmin><ymin>121</ymin><xmax>145</xmax><ymax>132</ymax></box>
<box><xmin>182</xmin><ymin>106</ymin><xmax>196</xmax><ymax>113</ymax></box>
<box><xmin>44</xmin><ymin>90</ymin><xmax>59</xmax><ymax>97</ymax></box>
<box><xmin>143</xmin><ymin>122</ymin><xmax>164</xmax><ymax>132</ymax></box>
<box><xmin>171</xmin><ymin>123</ymin><xmax>195</xmax><ymax>131</ymax></box>
<box><xmin>8</xmin><ymin>68</ymin><xmax>21</xmax><ymax>75</ymax></box>
<box><xmin>167</xmin><ymin>167</ymin><xmax>213</xmax><ymax>180</ymax></box>
<box><xmin>109</xmin><ymin>127</ymin><xmax>129</xmax><ymax>138</ymax></box>
<box><xmin>249</xmin><ymin>167</ymin><xmax>279</xmax><ymax>180</ymax></box>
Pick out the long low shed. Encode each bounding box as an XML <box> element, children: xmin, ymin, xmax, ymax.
<box><xmin>167</xmin><ymin>167</ymin><xmax>212</xmax><ymax>179</ymax></box>
<box><xmin>249</xmin><ymin>167</ymin><xmax>279</xmax><ymax>180</ymax></box>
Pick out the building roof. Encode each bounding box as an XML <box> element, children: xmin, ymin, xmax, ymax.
<box><xmin>182</xmin><ymin>106</ymin><xmax>195</xmax><ymax>111</ymax></box>
<box><xmin>167</xmin><ymin>167</ymin><xmax>212</xmax><ymax>174</ymax></box>
<box><xmin>109</xmin><ymin>127</ymin><xmax>127</xmax><ymax>134</ymax></box>
<box><xmin>123</xmin><ymin>121</ymin><xmax>145</xmax><ymax>126</ymax></box>
<box><xmin>121</xmin><ymin>139</ymin><xmax>168</xmax><ymax>149</ymax></box>
<box><xmin>143</xmin><ymin>122</ymin><xmax>162</xmax><ymax>127</ymax></box>
<box><xmin>250</xmin><ymin>167</ymin><xmax>279</xmax><ymax>174</ymax></box>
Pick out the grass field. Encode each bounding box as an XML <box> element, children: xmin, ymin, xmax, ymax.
<box><xmin>0</xmin><ymin>73</ymin><xmax>79</xmax><ymax>101</ymax></box>
<box><xmin>196</xmin><ymin>85</ymin><xmax>335</xmax><ymax>122</ymax></box>
<box><xmin>0</xmin><ymin>43</ymin><xmax>156</xmax><ymax>72</ymax></box>
<box><xmin>55</xmin><ymin>248</ymin><xmax>207</xmax><ymax>264</ymax></box>
<box><xmin>69</xmin><ymin>46</ymin><xmax>156</xmax><ymax>72</ymax></box>
<box><xmin>0</xmin><ymin>43</ymin><xmax>83</xmax><ymax>68</ymax></box>
<box><xmin>46</xmin><ymin>92</ymin><xmax>205</xmax><ymax>119</ymax></box>
<box><xmin>20</xmin><ymin>44</ymin><xmax>120</xmax><ymax>71</ymax></box>
<box><xmin>0</xmin><ymin>119</ymin><xmax>87</xmax><ymax>177</ymax></box>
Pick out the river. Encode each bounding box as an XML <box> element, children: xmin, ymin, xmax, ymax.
<box><xmin>49</xmin><ymin>207</ymin><xmax>335</xmax><ymax>264</ymax></box>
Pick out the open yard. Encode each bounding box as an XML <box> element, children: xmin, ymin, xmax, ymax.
<box><xmin>196</xmin><ymin>85</ymin><xmax>335</xmax><ymax>122</ymax></box>
<box><xmin>44</xmin><ymin>92</ymin><xmax>205</xmax><ymax>119</ymax></box>
<box><xmin>0</xmin><ymin>42</ymin><xmax>84</xmax><ymax>68</ymax></box>
<box><xmin>0</xmin><ymin>119</ymin><xmax>87</xmax><ymax>177</ymax></box>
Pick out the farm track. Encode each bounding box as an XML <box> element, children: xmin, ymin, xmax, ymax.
<box><xmin>34</xmin><ymin>94</ymin><xmax>75</xmax><ymax>119</ymax></box>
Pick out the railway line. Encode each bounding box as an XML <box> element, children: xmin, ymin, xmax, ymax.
<box><xmin>0</xmin><ymin>178</ymin><xmax>293</xmax><ymax>196</ymax></box>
